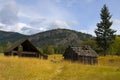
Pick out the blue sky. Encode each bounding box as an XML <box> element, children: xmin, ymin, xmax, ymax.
<box><xmin>0</xmin><ymin>0</ymin><xmax>120</xmax><ymax>35</ymax></box>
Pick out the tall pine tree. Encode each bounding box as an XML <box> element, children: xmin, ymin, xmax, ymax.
<box><xmin>95</xmin><ymin>4</ymin><xmax>116</xmax><ymax>56</ymax></box>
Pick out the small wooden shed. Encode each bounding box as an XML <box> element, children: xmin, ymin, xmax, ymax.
<box><xmin>4</xmin><ymin>39</ymin><xmax>48</xmax><ymax>59</ymax></box>
<box><xmin>63</xmin><ymin>45</ymin><xmax>98</xmax><ymax>64</ymax></box>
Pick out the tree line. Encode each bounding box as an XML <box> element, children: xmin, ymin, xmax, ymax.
<box><xmin>0</xmin><ymin>42</ymin><xmax>66</xmax><ymax>54</ymax></box>
<box><xmin>37</xmin><ymin>46</ymin><xmax>66</xmax><ymax>54</ymax></box>
<box><xmin>81</xmin><ymin>36</ymin><xmax>120</xmax><ymax>55</ymax></box>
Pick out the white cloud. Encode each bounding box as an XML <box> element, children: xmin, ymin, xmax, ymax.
<box><xmin>0</xmin><ymin>0</ymin><xmax>77</xmax><ymax>35</ymax></box>
<box><xmin>30</xmin><ymin>18</ymin><xmax>71</xmax><ymax>31</ymax></box>
<box><xmin>78</xmin><ymin>26</ymin><xmax>96</xmax><ymax>36</ymax></box>
<box><xmin>70</xmin><ymin>20</ymin><xmax>80</xmax><ymax>26</ymax></box>
<box><xmin>0</xmin><ymin>22</ymin><xmax>5</xmax><ymax>26</ymax></box>
<box><xmin>79</xmin><ymin>29</ymin><xmax>88</xmax><ymax>33</ymax></box>
<box><xmin>0</xmin><ymin>0</ymin><xmax>18</xmax><ymax>25</ymax></box>
<box><xmin>0</xmin><ymin>16</ymin><xmax>72</xmax><ymax>35</ymax></box>
<box><xmin>0</xmin><ymin>0</ymin><xmax>106</xmax><ymax>36</ymax></box>
<box><xmin>49</xmin><ymin>20</ymin><xmax>70</xmax><ymax>29</ymax></box>
<box><xmin>0</xmin><ymin>22</ymin><xmax>39</xmax><ymax>35</ymax></box>
<box><xmin>0</xmin><ymin>19</ymin><xmax>72</xmax><ymax>35</ymax></box>
<box><xmin>112</xmin><ymin>19</ymin><xmax>120</xmax><ymax>34</ymax></box>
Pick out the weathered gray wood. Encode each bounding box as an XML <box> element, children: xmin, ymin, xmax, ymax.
<box><xmin>63</xmin><ymin>46</ymin><xmax>98</xmax><ymax>64</ymax></box>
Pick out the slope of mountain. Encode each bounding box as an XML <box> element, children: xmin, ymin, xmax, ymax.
<box><xmin>0</xmin><ymin>29</ymin><xmax>93</xmax><ymax>47</ymax></box>
<box><xmin>29</xmin><ymin>29</ymin><xmax>93</xmax><ymax>47</ymax></box>
<box><xmin>0</xmin><ymin>30</ymin><xmax>27</xmax><ymax>46</ymax></box>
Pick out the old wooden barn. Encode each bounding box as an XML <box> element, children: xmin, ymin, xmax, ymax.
<box><xmin>4</xmin><ymin>39</ymin><xmax>48</xmax><ymax>59</ymax></box>
<box><xmin>63</xmin><ymin>46</ymin><xmax>98</xmax><ymax>64</ymax></box>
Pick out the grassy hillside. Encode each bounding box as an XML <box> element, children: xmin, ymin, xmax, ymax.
<box><xmin>0</xmin><ymin>54</ymin><xmax>120</xmax><ymax>80</ymax></box>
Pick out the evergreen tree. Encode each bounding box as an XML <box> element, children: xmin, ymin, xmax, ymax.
<box><xmin>37</xmin><ymin>47</ymin><xmax>43</xmax><ymax>54</ymax></box>
<box><xmin>0</xmin><ymin>45</ymin><xmax>4</xmax><ymax>53</ymax></box>
<box><xmin>110</xmin><ymin>36</ymin><xmax>120</xmax><ymax>55</ymax></box>
<box><xmin>95</xmin><ymin>4</ymin><xmax>116</xmax><ymax>56</ymax></box>
<box><xmin>81</xmin><ymin>39</ymin><xmax>99</xmax><ymax>52</ymax></box>
<box><xmin>6</xmin><ymin>41</ymin><xmax>12</xmax><ymax>50</ymax></box>
<box><xmin>46</xmin><ymin>46</ymin><xmax>54</xmax><ymax>54</ymax></box>
<box><xmin>18</xmin><ymin>45</ymin><xmax>23</xmax><ymax>53</ymax></box>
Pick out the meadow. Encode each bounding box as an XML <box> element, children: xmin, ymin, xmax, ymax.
<box><xmin>0</xmin><ymin>54</ymin><xmax>120</xmax><ymax>80</ymax></box>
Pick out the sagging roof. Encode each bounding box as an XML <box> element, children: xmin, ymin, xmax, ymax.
<box><xmin>71</xmin><ymin>45</ymin><xmax>98</xmax><ymax>57</ymax></box>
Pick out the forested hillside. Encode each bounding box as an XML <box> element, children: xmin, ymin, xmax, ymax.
<box><xmin>29</xmin><ymin>29</ymin><xmax>93</xmax><ymax>47</ymax></box>
<box><xmin>0</xmin><ymin>29</ymin><xmax>93</xmax><ymax>47</ymax></box>
<box><xmin>0</xmin><ymin>30</ymin><xmax>27</xmax><ymax>46</ymax></box>
<box><xmin>0</xmin><ymin>29</ymin><xmax>93</xmax><ymax>53</ymax></box>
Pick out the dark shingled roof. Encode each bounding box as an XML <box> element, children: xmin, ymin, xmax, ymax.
<box><xmin>71</xmin><ymin>46</ymin><xmax>98</xmax><ymax>57</ymax></box>
<box><xmin>4</xmin><ymin>39</ymin><xmax>47</xmax><ymax>57</ymax></box>
<box><xmin>5</xmin><ymin>39</ymin><xmax>28</xmax><ymax>53</ymax></box>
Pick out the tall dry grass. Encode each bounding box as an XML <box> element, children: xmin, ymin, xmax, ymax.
<box><xmin>0</xmin><ymin>54</ymin><xmax>120</xmax><ymax>80</ymax></box>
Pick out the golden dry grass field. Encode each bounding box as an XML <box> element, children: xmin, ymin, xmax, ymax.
<box><xmin>0</xmin><ymin>54</ymin><xmax>120</xmax><ymax>80</ymax></box>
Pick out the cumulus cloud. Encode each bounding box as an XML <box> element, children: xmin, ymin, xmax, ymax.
<box><xmin>0</xmin><ymin>0</ymin><xmax>97</xmax><ymax>35</ymax></box>
<box><xmin>70</xmin><ymin>20</ymin><xmax>80</xmax><ymax>26</ymax></box>
<box><xmin>29</xmin><ymin>18</ymin><xmax>49</xmax><ymax>32</ymax></box>
<box><xmin>0</xmin><ymin>22</ymin><xmax>5</xmax><ymax>27</ymax></box>
<box><xmin>0</xmin><ymin>1</ymin><xmax>43</xmax><ymax>35</ymax></box>
<box><xmin>0</xmin><ymin>17</ymin><xmax>72</xmax><ymax>35</ymax></box>
<box><xmin>0</xmin><ymin>0</ymin><xmax>77</xmax><ymax>35</ymax></box>
<box><xmin>79</xmin><ymin>29</ymin><xmax>88</xmax><ymax>33</ymax></box>
<box><xmin>0</xmin><ymin>22</ymin><xmax>41</xmax><ymax>35</ymax></box>
<box><xmin>49</xmin><ymin>20</ymin><xmax>70</xmax><ymax>29</ymax></box>
<box><xmin>30</xmin><ymin>18</ymin><xmax>71</xmax><ymax>31</ymax></box>
<box><xmin>112</xmin><ymin>19</ymin><xmax>120</xmax><ymax>34</ymax></box>
<box><xmin>78</xmin><ymin>27</ymin><xmax>96</xmax><ymax>36</ymax></box>
<box><xmin>0</xmin><ymin>1</ymin><xmax>18</xmax><ymax>25</ymax></box>
<box><xmin>21</xmin><ymin>27</ymin><xmax>41</xmax><ymax>35</ymax></box>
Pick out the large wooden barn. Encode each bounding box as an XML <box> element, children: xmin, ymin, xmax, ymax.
<box><xmin>4</xmin><ymin>39</ymin><xmax>48</xmax><ymax>59</ymax></box>
<box><xmin>63</xmin><ymin>46</ymin><xmax>98</xmax><ymax>64</ymax></box>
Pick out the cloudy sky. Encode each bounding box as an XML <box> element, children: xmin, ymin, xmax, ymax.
<box><xmin>0</xmin><ymin>0</ymin><xmax>120</xmax><ymax>35</ymax></box>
